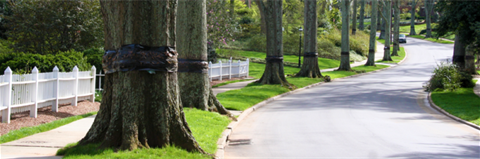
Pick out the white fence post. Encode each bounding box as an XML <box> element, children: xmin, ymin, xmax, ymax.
<box><xmin>246</xmin><ymin>58</ymin><xmax>250</xmax><ymax>77</ymax></box>
<box><xmin>73</xmin><ymin>66</ymin><xmax>78</xmax><ymax>106</ymax></box>
<box><xmin>209</xmin><ymin>62</ymin><xmax>212</xmax><ymax>82</ymax></box>
<box><xmin>31</xmin><ymin>67</ymin><xmax>39</xmax><ymax>118</ymax></box>
<box><xmin>219</xmin><ymin>61</ymin><xmax>223</xmax><ymax>81</ymax></box>
<box><xmin>238</xmin><ymin>60</ymin><xmax>241</xmax><ymax>78</ymax></box>
<box><xmin>2</xmin><ymin>67</ymin><xmax>12</xmax><ymax>123</ymax></box>
<box><xmin>91</xmin><ymin>66</ymin><xmax>96</xmax><ymax>102</ymax></box>
<box><xmin>53</xmin><ymin>66</ymin><xmax>59</xmax><ymax>112</ymax></box>
<box><xmin>229</xmin><ymin>58</ymin><xmax>232</xmax><ymax>79</ymax></box>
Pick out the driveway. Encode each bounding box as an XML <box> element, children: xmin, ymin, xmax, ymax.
<box><xmin>224</xmin><ymin>37</ymin><xmax>480</xmax><ymax>158</ymax></box>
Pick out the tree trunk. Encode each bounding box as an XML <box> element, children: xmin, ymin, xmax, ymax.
<box><xmin>79</xmin><ymin>0</ymin><xmax>206</xmax><ymax>153</ymax></box>
<box><xmin>352</xmin><ymin>0</ymin><xmax>357</xmax><ymax>35</ymax></box>
<box><xmin>338</xmin><ymin>0</ymin><xmax>351</xmax><ymax>71</ymax></box>
<box><xmin>377</xmin><ymin>9</ymin><xmax>382</xmax><ymax>31</ymax></box>
<box><xmin>382</xmin><ymin>0</ymin><xmax>393</xmax><ymax>61</ymax></box>
<box><xmin>177</xmin><ymin>0</ymin><xmax>234</xmax><ymax>117</ymax></box>
<box><xmin>379</xmin><ymin>8</ymin><xmax>386</xmax><ymax>39</ymax></box>
<box><xmin>409</xmin><ymin>0</ymin><xmax>417</xmax><ymax>35</ymax></box>
<box><xmin>453</xmin><ymin>31</ymin><xmax>466</xmax><ymax>70</ymax></box>
<box><xmin>296</xmin><ymin>0</ymin><xmax>322</xmax><ymax>78</ymax></box>
<box><xmin>359</xmin><ymin>0</ymin><xmax>365</xmax><ymax>31</ymax></box>
<box><xmin>424</xmin><ymin>0</ymin><xmax>433</xmax><ymax>38</ymax></box>
<box><xmin>365</xmin><ymin>0</ymin><xmax>378</xmax><ymax>66</ymax></box>
<box><xmin>256</xmin><ymin>0</ymin><xmax>291</xmax><ymax>87</ymax></box>
<box><xmin>392</xmin><ymin>0</ymin><xmax>400</xmax><ymax>56</ymax></box>
<box><xmin>465</xmin><ymin>45</ymin><xmax>477</xmax><ymax>74</ymax></box>
<box><xmin>255</xmin><ymin>0</ymin><xmax>266</xmax><ymax>34</ymax></box>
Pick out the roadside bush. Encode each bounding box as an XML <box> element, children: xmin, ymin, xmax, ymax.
<box><xmin>83</xmin><ymin>48</ymin><xmax>103</xmax><ymax>73</ymax></box>
<box><xmin>317</xmin><ymin>38</ymin><xmax>341</xmax><ymax>60</ymax></box>
<box><xmin>246</xmin><ymin>34</ymin><xmax>266</xmax><ymax>52</ymax></box>
<box><xmin>283</xmin><ymin>33</ymin><xmax>302</xmax><ymax>55</ymax></box>
<box><xmin>0</xmin><ymin>50</ymin><xmax>91</xmax><ymax>75</ymax></box>
<box><xmin>425</xmin><ymin>62</ymin><xmax>474</xmax><ymax>91</ymax></box>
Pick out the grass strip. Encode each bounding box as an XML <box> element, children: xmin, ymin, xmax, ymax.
<box><xmin>218</xmin><ymin>64</ymin><xmax>389</xmax><ymax>111</ymax></box>
<box><xmin>212</xmin><ymin>79</ymin><xmax>255</xmax><ymax>88</ymax></box>
<box><xmin>431</xmin><ymin>87</ymin><xmax>480</xmax><ymax>126</ymax></box>
<box><xmin>58</xmin><ymin>108</ymin><xmax>230</xmax><ymax>159</ymax></box>
<box><xmin>376</xmin><ymin>47</ymin><xmax>406</xmax><ymax>64</ymax></box>
<box><xmin>0</xmin><ymin>111</ymin><xmax>98</xmax><ymax>144</ymax></box>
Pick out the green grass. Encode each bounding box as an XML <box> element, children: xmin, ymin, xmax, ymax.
<box><xmin>218</xmin><ymin>64</ymin><xmax>390</xmax><ymax>111</ymax></box>
<box><xmin>0</xmin><ymin>111</ymin><xmax>98</xmax><ymax>144</ymax></box>
<box><xmin>212</xmin><ymin>79</ymin><xmax>255</xmax><ymax>88</ymax></box>
<box><xmin>431</xmin><ymin>87</ymin><xmax>480</xmax><ymax>126</ymax></box>
<box><xmin>409</xmin><ymin>35</ymin><xmax>454</xmax><ymax>44</ymax></box>
<box><xmin>376</xmin><ymin>47</ymin><xmax>406</xmax><ymax>64</ymax></box>
<box><xmin>217</xmin><ymin>49</ymin><xmax>340</xmax><ymax>69</ymax></box>
<box><xmin>58</xmin><ymin>108</ymin><xmax>231</xmax><ymax>159</ymax></box>
<box><xmin>399</xmin><ymin>23</ymin><xmax>426</xmax><ymax>34</ymax></box>
<box><xmin>94</xmin><ymin>90</ymin><xmax>102</xmax><ymax>102</ymax></box>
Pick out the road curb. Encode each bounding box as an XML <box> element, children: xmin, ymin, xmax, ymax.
<box><xmin>427</xmin><ymin>92</ymin><xmax>480</xmax><ymax>131</ymax></box>
<box><xmin>214</xmin><ymin>49</ymin><xmax>410</xmax><ymax>159</ymax></box>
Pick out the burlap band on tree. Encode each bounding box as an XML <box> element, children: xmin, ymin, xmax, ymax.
<box><xmin>341</xmin><ymin>51</ymin><xmax>349</xmax><ymax>55</ymax></box>
<box><xmin>465</xmin><ymin>55</ymin><xmax>475</xmax><ymax>60</ymax></box>
<box><xmin>369</xmin><ymin>49</ymin><xmax>375</xmax><ymax>54</ymax></box>
<box><xmin>452</xmin><ymin>55</ymin><xmax>465</xmax><ymax>62</ymax></box>
<box><xmin>102</xmin><ymin>44</ymin><xmax>177</xmax><ymax>74</ymax></box>
<box><xmin>177</xmin><ymin>59</ymin><xmax>208</xmax><ymax>73</ymax></box>
<box><xmin>304</xmin><ymin>52</ymin><xmax>318</xmax><ymax>57</ymax></box>
<box><xmin>265</xmin><ymin>56</ymin><xmax>284</xmax><ymax>63</ymax></box>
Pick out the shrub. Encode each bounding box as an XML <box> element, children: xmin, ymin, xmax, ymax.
<box><xmin>283</xmin><ymin>33</ymin><xmax>302</xmax><ymax>55</ymax></box>
<box><xmin>83</xmin><ymin>48</ymin><xmax>103</xmax><ymax>73</ymax></box>
<box><xmin>317</xmin><ymin>38</ymin><xmax>341</xmax><ymax>60</ymax></box>
<box><xmin>425</xmin><ymin>62</ymin><xmax>473</xmax><ymax>91</ymax></box>
<box><xmin>246</xmin><ymin>34</ymin><xmax>266</xmax><ymax>52</ymax></box>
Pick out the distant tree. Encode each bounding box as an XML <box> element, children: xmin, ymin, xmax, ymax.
<box><xmin>4</xmin><ymin>0</ymin><xmax>103</xmax><ymax>54</ymax></box>
<box><xmin>296</xmin><ymin>0</ymin><xmax>322</xmax><ymax>78</ymax></box>
<box><xmin>359</xmin><ymin>0</ymin><xmax>365</xmax><ymax>31</ymax></box>
<box><xmin>338</xmin><ymin>0</ymin><xmax>351</xmax><ymax>71</ymax></box>
<box><xmin>352</xmin><ymin>0</ymin><xmax>357</xmax><ymax>35</ymax></box>
<box><xmin>409</xmin><ymin>0</ymin><xmax>419</xmax><ymax>35</ymax></box>
<box><xmin>424</xmin><ymin>0</ymin><xmax>434</xmax><ymax>38</ymax></box>
<box><xmin>365</xmin><ymin>0</ymin><xmax>378</xmax><ymax>66</ymax></box>
<box><xmin>392</xmin><ymin>0</ymin><xmax>400</xmax><ymax>56</ymax></box>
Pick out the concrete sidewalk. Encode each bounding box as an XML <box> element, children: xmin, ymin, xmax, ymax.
<box><xmin>0</xmin><ymin>41</ymin><xmax>391</xmax><ymax>159</ymax></box>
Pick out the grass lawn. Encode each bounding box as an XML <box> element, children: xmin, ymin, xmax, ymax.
<box><xmin>217</xmin><ymin>49</ymin><xmax>340</xmax><ymax>70</ymax></box>
<box><xmin>0</xmin><ymin>112</ymin><xmax>98</xmax><ymax>144</ymax></box>
<box><xmin>218</xmin><ymin>64</ymin><xmax>389</xmax><ymax>111</ymax></box>
<box><xmin>399</xmin><ymin>23</ymin><xmax>455</xmax><ymax>41</ymax></box>
<box><xmin>431</xmin><ymin>87</ymin><xmax>480</xmax><ymax>126</ymax></box>
<box><xmin>58</xmin><ymin>108</ymin><xmax>231</xmax><ymax>159</ymax></box>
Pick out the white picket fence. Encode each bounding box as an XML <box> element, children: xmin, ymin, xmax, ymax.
<box><xmin>0</xmin><ymin>66</ymin><xmax>96</xmax><ymax>123</ymax></box>
<box><xmin>208</xmin><ymin>58</ymin><xmax>249</xmax><ymax>81</ymax></box>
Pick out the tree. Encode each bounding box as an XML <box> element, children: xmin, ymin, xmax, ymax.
<box><xmin>296</xmin><ymin>0</ymin><xmax>322</xmax><ymax>78</ymax></box>
<box><xmin>254</xmin><ymin>0</ymin><xmax>267</xmax><ymax>34</ymax></box>
<box><xmin>338</xmin><ymin>0</ymin><xmax>351</xmax><ymax>71</ymax></box>
<box><xmin>391</xmin><ymin>0</ymin><xmax>400</xmax><ymax>56</ymax></box>
<box><xmin>379</xmin><ymin>0</ymin><xmax>393</xmax><ymax>61</ymax></box>
<box><xmin>359</xmin><ymin>0</ymin><xmax>365</xmax><ymax>31</ymax></box>
<box><xmin>5</xmin><ymin>0</ymin><xmax>103</xmax><ymax>54</ymax></box>
<box><xmin>378</xmin><ymin>7</ymin><xmax>386</xmax><ymax>39</ymax></box>
<box><xmin>352</xmin><ymin>0</ymin><xmax>357</xmax><ymax>35</ymax></box>
<box><xmin>178</xmin><ymin>0</ymin><xmax>233</xmax><ymax>116</ymax></box>
<box><xmin>453</xmin><ymin>31</ymin><xmax>466</xmax><ymax>70</ymax></box>
<box><xmin>256</xmin><ymin>0</ymin><xmax>291</xmax><ymax>86</ymax></box>
<box><xmin>365</xmin><ymin>0</ymin><xmax>378</xmax><ymax>66</ymax></box>
<box><xmin>79</xmin><ymin>0</ymin><xmax>205</xmax><ymax>153</ymax></box>
<box><xmin>424</xmin><ymin>0</ymin><xmax>434</xmax><ymax>38</ymax></box>
<box><xmin>409</xmin><ymin>0</ymin><xmax>418</xmax><ymax>35</ymax></box>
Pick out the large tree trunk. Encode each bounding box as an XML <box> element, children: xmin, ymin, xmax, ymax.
<box><xmin>379</xmin><ymin>8</ymin><xmax>386</xmax><ymax>39</ymax></box>
<box><xmin>359</xmin><ymin>0</ymin><xmax>365</xmax><ymax>31</ymax></box>
<box><xmin>338</xmin><ymin>0</ymin><xmax>351</xmax><ymax>71</ymax></box>
<box><xmin>365</xmin><ymin>0</ymin><xmax>378</xmax><ymax>66</ymax></box>
<box><xmin>424</xmin><ymin>0</ymin><xmax>433</xmax><ymax>38</ymax></box>
<box><xmin>392</xmin><ymin>0</ymin><xmax>400</xmax><ymax>56</ymax></box>
<box><xmin>382</xmin><ymin>0</ymin><xmax>393</xmax><ymax>61</ymax></box>
<box><xmin>453</xmin><ymin>31</ymin><xmax>466</xmax><ymax>70</ymax></box>
<box><xmin>177</xmin><ymin>0</ymin><xmax>233</xmax><ymax>117</ymax></box>
<box><xmin>79</xmin><ymin>0</ymin><xmax>205</xmax><ymax>153</ymax></box>
<box><xmin>352</xmin><ymin>0</ymin><xmax>357</xmax><ymax>35</ymax></box>
<box><xmin>465</xmin><ymin>45</ymin><xmax>477</xmax><ymax>74</ymax></box>
<box><xmin>256</xmin><ymin>0</ymin><xmax>291</xmax><ymax>87</ymax></box>
<box><xmin>254</xmin><ymin>0</ymin><xmax>266</xmax><ymax>34</ymax></box>
<box><xmin>409</xmin><ymin>0</ymin><xmax>417</xmax><ymax>35</ymax></box>
<box><xmin>296</xmin><ymin>0</ymin><xmax>322</xmax><ymax>78</ymax></box>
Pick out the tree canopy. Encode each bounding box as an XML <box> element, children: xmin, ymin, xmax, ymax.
<box><xmin>436</xmin><ymin>1</ymin><xmax>480</xmax><ymax>45</ymax></box>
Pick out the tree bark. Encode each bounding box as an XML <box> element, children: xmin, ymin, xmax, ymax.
<box><xmin>79</xmin><ymin>0</ymin><xmax>205</xmax><ymax>153</ymax></box>
<box><xmin>352</xmin><ymin>0</ymin><xmax>357</xmax><ymax>35</ymax></box>
<box><xmin>338</xmin><ymin>0</ymin><xmax>351</xmax><ymax>71</ymax></box>
<box><xmin>177</xmin><ymin>0</ymin><xmax>234</xmax><ymax>117</ymax></box>
<box><xmin>424</xmin><ymin>0</ymin><xmax>433</xmax><ymax>38</ymax></box>
<box><xmin>254</xmin><ymin>0</ymin><xmax>266</xmax><ymax>34</ymax></box>
<box><xmin>392</xmin><ymin>0</ymin><xmax>400</xmax><ymax>56</ymax></box>
<box><xmin>296</xmin><ymin>0</ymin><xmax>322</xmax><ymax>78</ymax></box>
<box><xmin>453</xmin><ymin>31</ymin><xmax>466</xmax><ymax>70</ymax></box>
<box><xmin>365</xmin><ymin>0</ymin><xmax>378</xmax><ymax>66</ymax></box>
<box><xmin>256</xmin><ymin>0</ymin><xmax>291</xmax><ymax>87</ymax></box>
<box><xmin>409</xmin><ymin>0</ymin><xmax>417</xmax><ymax>35</ymax></box>
<box><xmin>382</xmin><ymin>0</ymin><xmax>393</xmax><ymax>61</ymax></box>
<box><xmin>359</xmin><ymin>0</ymin><xmax>365</xmax><ymax>31</ymax></box>
<box><xmin>379</xmin><ymin>8</ymin><xmax>386</xmax><ymax>39</ymax></box>
<box><xmin>465</xmin><ymin>45</ymin><xmax>477</xmax><ymax>74</ymax></box>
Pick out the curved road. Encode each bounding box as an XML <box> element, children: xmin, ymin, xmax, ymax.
<box><xmin>224</xmin><ymin>37</ymin><xmax>480</xmax><ymax>158</ymax></box>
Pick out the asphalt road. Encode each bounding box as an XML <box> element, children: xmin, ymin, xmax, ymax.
<box><xmin>224</xmin><ymin>37</ymin><xmax>480</xmax><ymax>158</ymax></box>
